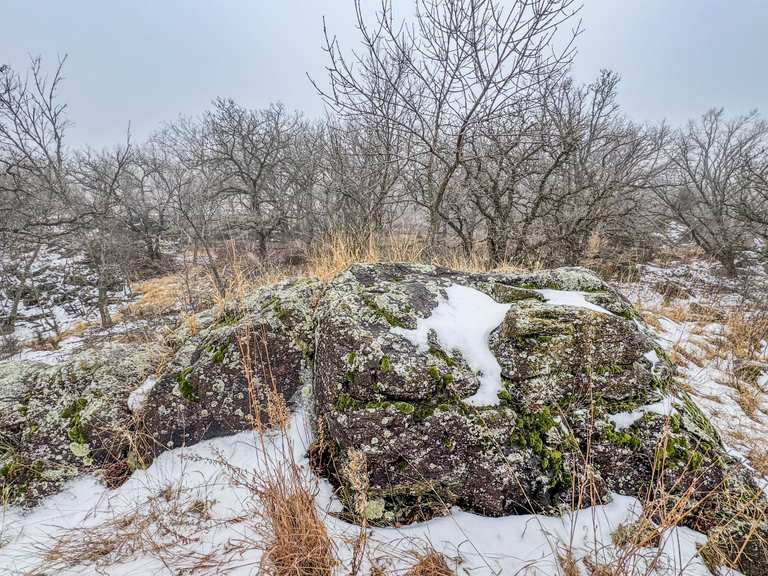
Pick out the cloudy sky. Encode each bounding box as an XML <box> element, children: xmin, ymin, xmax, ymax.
<box><xmin>2</xmin><ymin>0</ymin><xmax>766</xmax><ymax>148</ymax></box>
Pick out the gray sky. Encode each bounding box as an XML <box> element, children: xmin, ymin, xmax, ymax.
<box><xmin>2</xmin><ymin>0</ymin><xmax>767</xmax><ymax>148</ymax></box>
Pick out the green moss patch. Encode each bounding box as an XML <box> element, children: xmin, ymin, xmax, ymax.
<box><xmin>61</xmin><ymin>398</ymin><xmax>89</xmax><ymax>444</ymax></box>
<box><xmin>361</xmin><ymin>296</ymin><xmax>409</xmax><ymax>328</ymax></box>
<box><xmin>176</xmin><ymin>367</ymin><xmax>199</xmax><ymax>403</ymax></box>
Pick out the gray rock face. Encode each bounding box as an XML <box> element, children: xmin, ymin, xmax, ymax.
<box><xmin>0</xmin><ymin>343</ymin><xmax>157</xmax><ymax>505</ymax></box>
<box><xmin>140</xmin><ymin>278</ymin><xmax>320</xmax><ymax>457</ymax></box>
<box><xmin>313</xmin><ymin>263</ymin><xmax>662</xmax><ymax>518</ymax></box>
<box><xmin>312</xmin><ymin>263</ymin><xmax>767</xmax><ymax>574</ymax></box>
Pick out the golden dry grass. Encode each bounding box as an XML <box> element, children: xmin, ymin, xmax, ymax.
<box><xmin>405</xmin><ymin>549</ymin><xmax>454</xmax><ymax>576</ymax></box>
<box><xmin>748</xmin><ymin>447</ymin><xmax>768</xmax><ymax>477</ymax></box>
<box><xmin>302</xmin><ymin>231</ymin><xmax>527</xmax><ymax>282</ymax></box>
<box><xmin>258</xmin><ymin>478</ymin><xmax>335</xmax><ymax>576</ymax></box>
<box><xmin>126</xmin><ymin>274</ymin><xmax>184</xmax><ymax>316</ymax></box>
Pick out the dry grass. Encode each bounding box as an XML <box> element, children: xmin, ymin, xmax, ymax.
<box><xmin>722</xmin><ymin>307</ymin><xmax>768</xmax><ymax>363</ymax></box>
<box><xmin>718</xmin><ymin>307</ymin><xmax>768</xmax><ymax>417</ymax></box>
<box><xmin>405</xmin><ymin>549</ymin><xmax>455</xmax><ymax>576</ymax></box>
<box><xmin>36</xmin><ymin>482</ymin><xmax>221</xmax><ymax>573</ymax></box>
<box><xmin>303</xmin><ymin>231</ymin><xmax>425</xmax><ymax>281</ymax></box>
<box><xmin>233</xmin><ymin>321</ymin><xmax>336</xmax><ymax>576</ymax></box>
<box><xmin>558</xmin><ymin>549</ymin><xmax>580</xmax><ymax>576</ymax></box>
<box><xmin>748</xmin><ymin>447</ymin><xmax>768</xmax><ymax>477</ymax></box>
<box><xmin>302</xmin><ymin>230</ymin><xmax>527</xmax><ymax>282</ymax></box>
<box><xmin>257</xmin><ymin>475</ymin><xmax>335</xmax><ymax>576</ymax></box>
<box><xmin>125</xmin><ymin>274</ymin><xmax>184</xmax><ymax>317</ymax></box>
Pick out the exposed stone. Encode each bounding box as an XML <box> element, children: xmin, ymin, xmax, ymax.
<box><xmin>140</xmin><ymin>278</ymin><xmax>320</xmax><ymax>458</ymax></box>
<box><xmin>312</xmin><ymin>262</ymin><xmax>767</xmax><ymax>574</ymax></box>
<box><xmin>0</xmin><ymin>343</ymin><xmax>157</xmax><ymax>505</ymax></box>
<box><xmin>3</xmin><ymin>262</ymin><xmax>766</xmax><ymax>574</ymax></box>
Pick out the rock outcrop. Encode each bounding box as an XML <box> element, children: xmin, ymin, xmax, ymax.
<box><xmin>311</xmin><ymin>263</ymin><xmax>767</xmax><ymax>574</ymax></box>
<box><xmin>140</xmin><ymin>278</ymin><xmax>319</xmax><ymax>457</ymax></box>
<box><xmin>2</xmin><ymin>263</ymin><xmax>766</xmax><ymax>574</ymax></box>
<box><xmin>0</xmin><ymin>343</ymin><xmax>157</xmax><ymax>505</ymax></box>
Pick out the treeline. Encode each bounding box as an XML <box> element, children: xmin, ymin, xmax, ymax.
<box><xmin>1</xmin><ymin>0</ymin><xmax>767</xmax><ymax>330</ymax></box>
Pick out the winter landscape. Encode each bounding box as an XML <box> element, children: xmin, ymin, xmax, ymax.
<box><xmin>1</xmin><ymin>1</ymin><xmax>768</xmax><ymax>575</ymax></box>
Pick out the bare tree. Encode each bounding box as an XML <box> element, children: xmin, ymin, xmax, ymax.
<box><xmin>0</xmin><ymin>57</ymin><xmax>74</xmax><ymax>330</ymax></box>
<box><xmin>156</xmin><ymin>122</ymin><xmax>229</xmax><ymax>297</ymax></box>
<box><xmin>659</xmin><ymin>109</ymin><xmax>767</xmax><ymax>276</ymax></box>
<box><xmin>0</xmin><ymin>56</ymin><xmax>74</xmax><ymax>237</ymax></box>
<box><xmin>316</xmin><ymin>0</ymin><xmax>582</xmax><ymax>255</ymax></box>
<box><xmin>740</xmin><ymin>145</ymin><xmax>768</xmax><ymax>250</ymax></box>
<box><xmin>120</xmin><ymin>144</ymin><xmax>176</xmax><ymax>264</ymax></box>
<box><xmin>72</xmin><ymin>140</ymin><xmax>133</xmax><ymax>328</ymax></box>
<box><xmin>202</xmin><ymin>100</ymin><xmax>302</xmax><ymax>259</ymax></box>
<box><xmin>321</xmin><ymin>117</ymin><xmax>408</xmax><ymax>244</ymax></box>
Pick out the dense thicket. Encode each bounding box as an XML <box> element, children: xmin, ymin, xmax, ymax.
<box><xmin>1</xmin><ymin>0</ymin><xmax>767</xmax><ymax>331</ymax></box>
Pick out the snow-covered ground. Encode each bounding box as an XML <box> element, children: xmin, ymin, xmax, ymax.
<box><xmin>0</xmin><ymin>244</ymin><xmax>135</xmax><ymax>360</ymax></box>
<box><xmin>0</xmin><ymin>397</ymin><xmax>720</xmax><ymax>576</ymax></box>
<box><xmin>618</xmin><ymin>257</ymin><xmax>768</xmax><ymax>472</ymax></box>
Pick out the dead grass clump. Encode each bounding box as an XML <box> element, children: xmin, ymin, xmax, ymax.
<box><xmin>126</xmin><ymin>274</ymin><xmax>184</xmax><ymax>317</ymax></box>
<box><xmin>257</xmin><ymin>475</ymin><xmax>335</xmax><ymax>576</ymax></box>
<box><xmin>405</xmin><ymin>549</ymin><xmax>454</xmax><ymax>576</ymax></box>
<box><xmin>39</xmin><ymin>484</ymin><xmax>219</xmax><ymax>571</ymax></box>
<box><xmin>304</xmin><ymin>230</ymin><xmax>527</xmax><ymax>281</ymax></box>
<box><xmin>230</xmin><ymin>323</ymin><xmax>335</xmax><ymax>576</ymax></box>
<box><xmin>305</xmin><ymin>231</ymin><xmax>425</xmax><ymax>281</ymax></box>
<box><xmin>181</xmin><ymin>312</ymin><xmax>199</xmax><ymax>336</ymax></box>
<box><xmin>748</xmin><ymin>448</ymin><xmax>768</xmax><ymax>477</ymax></box>
<box><xmin>714</xmin><ymin>306</ymin><xmax>768</xmax><ymax>418</ymax></box>
<box><xmin>557</xmin><ymin>549</ymin><xmax>580</xmax><ymax>576</ymax></box>
<box><xmin>722</xmin><ymin>307</ymin><xmax>768</xmax><ymax>362</ymax></box>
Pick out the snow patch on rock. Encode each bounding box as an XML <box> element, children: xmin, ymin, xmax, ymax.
<box><xmin>392</xmin><ymin>284</ymin><xmax>511</xmax><ymax>406</ymax></box>
<box><xmin>534</xmin><ymin>289</ymin><xmax>613</xmax><ymax>314</ymax></box>
<box><xmin>609</xmin><ymin>397</ymin><xmax>677</xmax><ymax>431</ymax></box>
<box><xmin>127</xmin><ymin>376</ymin><xmax>158</xmax><ymax>413</ymax></box>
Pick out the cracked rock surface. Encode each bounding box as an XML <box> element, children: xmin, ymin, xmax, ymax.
<box><xmin>2</xmin><ymin>263</ymin><xmax>766</xmax><ymax>574</ymax></box>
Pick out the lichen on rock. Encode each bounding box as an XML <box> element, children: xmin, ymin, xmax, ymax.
<box><xmin>310</xmin><ymin>263</ymin><xmax>768</xmax><ymax>574</ymax></box>
<box><xmin>0</xmin><ymin>343</ymin><xmax>157</xmax><ymax>505</ymax></box>
<box><xmin>139</xmin><ymin>277</ymin><xmax>321</xmax><ymax>459</ymax></box>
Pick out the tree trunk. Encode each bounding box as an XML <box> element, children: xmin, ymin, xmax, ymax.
<box><xmin>145</xmin><ymin>236</ymin><xmax>161</xmax><ymax>261</ymax></box>
<box><xmin>257</xmin><ymin>231</ymin><xmax>268</xmax><ymax>260</ymax></box>
<box><xmin>97</xmin><ymin>280</ymin><xmax>112</xmax><ymax>328</ymax></box>
<box><xmin>1</xmin><ymin>246</ymin><xmax>40</xmax><ymax>331</ymax></box>
<box><xmin>718</xmin><ymin>248</ymin><xmax>738</xmax><ymax>277</ymax></box>
<box><xmin>487</xmin><ymin>221</ymin><xmax>508</xmax><ymax>267</ymax></box>
<box><xmin>426</xmin><ymin>208</ymin><xmax>442</xmax><ymax>258</ymax></box>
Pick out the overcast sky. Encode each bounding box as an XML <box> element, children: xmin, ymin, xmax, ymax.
<box><xmin>2</xmin><ymin>0</ymin><xmax>767</xmax><ymax>148</ymax></box>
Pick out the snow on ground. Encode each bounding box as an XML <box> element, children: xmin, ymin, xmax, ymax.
<box><xmin>618</xmin><ymin>257</ymin><xmax>768</xmax><ymax>470</ymax></box>
<box><xmin>1</xmin><ymin>244</ymin><xmax>136</xmax><ymax>360</ymax></box>
<box><xmin>0</xmin><ymin>396</ymin><xmax>723</xmax><ymax>576</ymax></box>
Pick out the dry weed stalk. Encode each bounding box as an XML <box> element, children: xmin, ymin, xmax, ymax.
<box><xmin>232</xmin><ymin>319</ymin><xmax>336</xmax><ymax>575</ymax></box>
<box><xmin>344</xmin><ymin>449</ymin><xmax>370</xmax><ymax>575</ymax></box>
<box><xmin>256</xmin><ymin>471</ymin><xmax>335</xmax><ymax>576</ymax></box>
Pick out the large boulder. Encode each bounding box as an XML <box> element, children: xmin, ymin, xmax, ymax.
<box><xmin>139</xmin><ymin>278</ymin><xmax>320</xmax><ymax>458</ymax></box>
<box><xmin>0</xmin><ymin>343</ymin><xmax>158</xmax><ymax>505</ymax></box>
<box><xmin>312</xmin><ymin>263</ymin><xmax>767</xmax><ymax>574</ymax></box>
<box><xmin>3</xmin><ymin>262</ymin><xmax>766</xmax><ymax>573</ymax></box>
